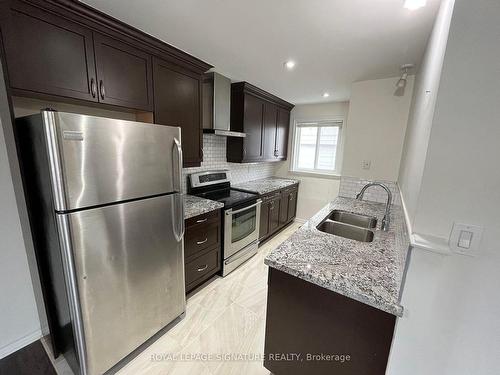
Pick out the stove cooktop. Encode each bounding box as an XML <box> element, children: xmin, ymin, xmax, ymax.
<box><xmin>197</xmin><ymin>188</ymin><xmax>259</xmax><ymax>209</ymax></box>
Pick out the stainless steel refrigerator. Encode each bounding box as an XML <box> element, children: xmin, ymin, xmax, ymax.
<box><xmin>16</xmin><ymin>110</ymin><xmax>186</xmax><ymax>375</ymax></box>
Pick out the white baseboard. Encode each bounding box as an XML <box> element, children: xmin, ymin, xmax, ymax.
<box><xmin>0</xmin><ymin>329</ymin><xmax>42</xmax><ymax>359</ymax></box>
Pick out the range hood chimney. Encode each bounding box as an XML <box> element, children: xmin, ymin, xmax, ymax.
<box><xmin>203</xmin><ymin>72</ymin><xmax>246</xmax><ymax>137</ymax></box>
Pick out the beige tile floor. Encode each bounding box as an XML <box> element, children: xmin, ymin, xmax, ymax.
<box><xmin>44</xmin><ymin>221</ymin><xmax>302</xmax><ymax>375</ymax></box>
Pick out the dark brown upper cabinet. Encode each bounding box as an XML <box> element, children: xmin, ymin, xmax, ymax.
<box><xmin>263</xmin><ymin>101</ymin><xmax>278</xmax><ymax>160</ymax></box>
<box><xmin>227</xmin><ymin>82</ymin><xmax>294</xmax><ymax>163</ymax></box>
<box><xmin>0</xmin><ymin>1</ymin><xmax>97</xmax><ymax>102</ymax></box>
<box><xmin>0</xmin><ymin>0</ymin><xmax>211</xmax><ymax>113</ymax></box>
<box><xmin>275</xmin><ymin>107</ymin><xmax>290</xmax><ymax>160</ymax></box>
<box><xmin>93</xmin><ymin>33</ymin><xmax>153</xmax><ymax>111</ymax></box>
<box><xmin>153</xmin><ymin>58</ymin><xmax>202</xmax><ymax>167</ymax></box>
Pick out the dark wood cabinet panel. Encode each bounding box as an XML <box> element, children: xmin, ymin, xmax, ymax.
<box><xmin>185</xmin><ymin>248</ymin><xmax>220</xmax><ymax>291</ymax></box>
<box><xmin>0</xmin><ymin>0</ymin><xmax>211</xmax><ymax>113</ymax></box>
<box><xmin>269</xmin><ymin>195</ymin><xmax>281</xmax><ymax>233</ymax></box>
<box><xmin>259</xmin><ymin>187</ymin><xmax>297</xmax><ymax>244</ymax></box>
<box><xmin>259</xmin><ymin>200</ymin><xmax>271</xmax><ymax>240</ymax></box>
<box><xmin>93</xmin><ymin>33</ymin><xmax>153</xmax><ymax>111</ymax></box>
<box><xmin>153</xmin><ymin>58</ymin><xmax>203</xmax><ymax>167</ymax></box>
<box><xmin>287</xmin><ymin>188</ymin><xmax>298</xmax><ymax>222</ymax></box>
<box><xmin>279</xmin><ymin>191</ymin><xmax>289</xmax><ymax>225</ymax></box>
<box><xmin>263</xmin><ymin>101</ymin><xmax>278</xmax><ymax>159</ymax></box>
<box><xmin>184</xmin><ymin>210</ymin><xmax>221</xmax><ymax>293</ymax></box>
<box><xmin>228</xmin><ymin>82</ymin><xmax>293</xmax><ymax>163</ymax></box>
<box><xmin>185</xmin><ymin>219</ymin><xmax>220</xmax><ymax>261</ymax></box>
<box><xmin>276</xmin><ymin>107</ymin><xmax>290</xmax><ymax>159</ymax></box>
<box><xmin>279</xmin><ymin>185</ymin><xmax>299</xmax><ymax>225</ymax></box>
<box><xmin>259</xmin><ymin>192</ymin><xmax>282</xmax><ymax>241</ymax></box>
<box><xmin>242</xmin><ymin>94</ymin><xmax>265</xmax><ymax>161</ymax></box>
<box><xmin>264</xmin><ymin>268</ymin><xmax>396</xmax><ymax>375</ymax></box>
<box><xmin>0</xmin><ymin>1</ymin><xmax>97</xmax><ymax>102</ymax></box>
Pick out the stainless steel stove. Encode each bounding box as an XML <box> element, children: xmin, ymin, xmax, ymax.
<box><xmin>188</xmin><ymin>170</ymin><xmax>261</xmax><ymax>276</ymax></box>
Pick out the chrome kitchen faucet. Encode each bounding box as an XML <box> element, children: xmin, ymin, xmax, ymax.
<box><xmin>356</xmin><ymin>183</ymin><xmax>392</xmax><ymax>231</ymax></box>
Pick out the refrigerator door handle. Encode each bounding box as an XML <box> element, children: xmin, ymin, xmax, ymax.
<box><xmin>172</xmin><ymin>138</ymin><xmax>183</xmax><ymax>193</ymax></box>
<box><xmin>172</xmin><ymin>193</ymin><xmax>185</xmax><ymax>242</ymax></box>
<box><xmin>178</xmin><ymin>193</ymin><xmax>185</xmax><ymax>240</ymax></box>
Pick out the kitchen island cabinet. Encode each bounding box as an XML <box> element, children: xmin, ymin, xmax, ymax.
<box><xmin>263</xmin><ymin>197</ymin><xmax>411</xmax><ymax>374</ymax></box>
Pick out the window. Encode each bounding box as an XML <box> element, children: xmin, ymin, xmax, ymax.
<box><xmin>291</xmin><ymin>119</ymin><xmax>343</xmax><ymax>175</ymax></box>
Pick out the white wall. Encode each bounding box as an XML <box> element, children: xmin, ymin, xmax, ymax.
<box><xmin>342</xmin><ymin>76</ymin><xmax>414</xmax><ymax>181</ymax></box>
<box><xmin>389</xmin><ymin>1</ymin><xmax>500</xmax><ymax>374</ymax></box>
<box><xmin>0</xmin><ymin>67</ymin><xmax>42</xmax><ymax>358</ymax></box>
<box><xmin>398</xmin><ymin>0</ymin><xmax>455</xmax><ymax>227</ymax></box>
<box><xmin>275</xmin><ymin>102</ymin><xmax>349</xmax><ymax>220</ymax></box>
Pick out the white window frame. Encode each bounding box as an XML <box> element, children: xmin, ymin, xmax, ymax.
<box><xmin>290</xmin><ymin>118</ymin><xmax>344</xmax><ymax>177</ymax></box>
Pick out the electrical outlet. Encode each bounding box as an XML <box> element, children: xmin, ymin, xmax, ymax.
<box><xmin>361</xmin><ymin>160</ymin><xmax>371</xmax><ymax>170</ymax></box>
<box><xmin>449</xmin><ymin>223</ymin><xmax>483</xmax><ymax>256</ymax></box>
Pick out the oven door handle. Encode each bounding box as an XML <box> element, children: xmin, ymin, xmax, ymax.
<box><xmin>225</xmin><ymin>199</ymin><xmax>262</xmax><ymax>216</ymax></box>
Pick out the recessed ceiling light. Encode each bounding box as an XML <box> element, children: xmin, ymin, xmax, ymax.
<box><xmin>322</xmin><ymin>92</ymin><xmax>330</xmax><ymax>98</ymax></box>
<box><xmin>404</xmin><ymin>0</ymin><xmax>427</xmax><ymax>10</ymax></box>
<box><xmin>284</xmin><ymin>60</ymin><xmax>296</xmax><ymax>70</ymax></box>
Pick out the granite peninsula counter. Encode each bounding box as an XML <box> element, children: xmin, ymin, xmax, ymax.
<box><xmin>263</xmin><ymin>196</ymin><xmax>411</xmax><ymax>374</ymax></box>
<box><xmin>264</xmin><ymin>196</ymin><xmax>410</xmax><ymax>317</ymax></box>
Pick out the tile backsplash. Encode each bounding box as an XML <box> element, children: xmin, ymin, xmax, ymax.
<box><xmin>338</xmin><ymin>176</ymin><xmax>401</xmax><ymax>206</ymax></box>
<box><xmin>182</xmin><ymin>134</ymin><xmax>282</xmax><ymax>192</ymax></box>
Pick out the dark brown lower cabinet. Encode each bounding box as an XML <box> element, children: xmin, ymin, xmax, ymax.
<box><xmin>259</xmin><ymin>184</ymin><xmax>298</xmax><ymax>243</ymax></box>
<box><xmin>264</xmin><ymin>268</ymin><xmax>396</xmax><ymax>375</ymax></box>
<box><xmin>184</xmin><ymin>210</ymin><xmax>221</xmax><ymax>293</ymax></box>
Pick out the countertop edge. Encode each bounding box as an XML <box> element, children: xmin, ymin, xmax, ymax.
<box><xmin>264</xmin><ymin>257</ymin><xmax>404</xmax><ymax>317</ymax></box>
<box><xmin>183</xmin><ymin>195</ymin><xmax>224</xmax><ymax>220</ymax></box>
<box><xmin>233</xmin><ymin>177</ymin><xmax>300</xmax><ymax>195</ymax></box>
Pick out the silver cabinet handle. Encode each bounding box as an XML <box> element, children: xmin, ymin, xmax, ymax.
<box><xmin>196</xmin><ymin>218</ymin><xmax>208</xmax><ymax>223</ymax></box>
<box><xmin>289</xmin><ymin>194</ymin><xmax>293</xmax><ymax>200</ymax></box>
<box><xmin>196</xmin><ymin>238</ymin><xmax>208</xmax><ymax>245</ymax></box>
<box><xmin>90</xmin><ymin>78</ymin><xmax>96</xmax><ymax>98</ymax></box>
<box><xmin>197</xmin><ymin>264</ymin><xmax>208</xmax><ymax>272</ymax></box>
<box><xmin>99</xmin><ymin>80</ymin><xmax>105</xmax><ymax>99</ymax></box>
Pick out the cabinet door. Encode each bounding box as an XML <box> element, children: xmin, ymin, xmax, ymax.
<box><xmin>242</xmin><ymin>94</ymin><xmax>265</xmax><ymax>161</ymax></box>
<box><xmin>287</xmin><ymin>188</ymin><xmax>298</xmax><ymax>222</ymax></box>
<box><xmin>259</xmin><ymin>200</ymin><xmax>271</xmax><ymax>240</ymax></box>
<box><xmin>263</xmin><ymin>101</ymin><xmax>278</xmax><ymax>160</ymax></box>
<box><xmin>279</xmin><ymin>191</ymin><xmax>289</xmax><ymax>226</ymax></box>
<box><xmin>269</xmin><ymin>196</ymin><xmax>281</xmax><ymax>233</ymax></box>
<box><xmin>153</xmin><ymin>58</ymin><xmax>202</xmax><ymax>167</ymax></box>
<box><xmin>275</xmin><ymin>107</ymin><xmax>290</xmax><ymax>159</ymax></box>
<box><xmin>0</xmin><ymin>2</ymin><xmax>97</xmax><ymax>101</ymax></box>
<box><xmin>93</xmin><ymin>33</ymin><xmax>153</xmax><ymax>111</ymax></box>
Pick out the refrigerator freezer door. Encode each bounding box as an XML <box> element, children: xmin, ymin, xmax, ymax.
<box><xmin>43</xmin><ymin>111</ymin><xmax>182</xmax><ymax>211</ymax></box>
<box><xmin>58</xmin><ymin>194</ymin><xmax>185</xmax><ymax>375</ymax></box>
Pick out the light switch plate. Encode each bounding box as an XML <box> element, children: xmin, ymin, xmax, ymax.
<box><xmin>449</xmin><ymin>222</ymin><xmax>483</xmax><ymax>256</ymax></box>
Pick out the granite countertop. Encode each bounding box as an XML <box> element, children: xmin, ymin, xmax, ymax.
<box><xmin>183</xmin><ymin>195</ymin><xmax>224</xmax><ymax>220</ymax></box>
<box><xmin>233</xmin><ymin>177</ymin><xmax>299</xmax><ymax>195</ymax></box>
<box><xmin>264</xmin><ymin>197</ymin><xmax>410</xmax><ymax>316</ymax></box>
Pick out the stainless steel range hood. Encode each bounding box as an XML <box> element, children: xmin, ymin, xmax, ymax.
<box><xmin>203</xmin><ymin>72</ymin><xmax>246</xmax><ymax>137</ymax></box>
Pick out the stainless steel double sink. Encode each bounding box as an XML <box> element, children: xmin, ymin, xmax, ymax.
<box><xmin>316</xmin><ymin>210</ymin><xmax>377</xmax><ymax>242</ymax></box>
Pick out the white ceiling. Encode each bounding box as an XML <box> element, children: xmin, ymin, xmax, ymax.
<box><xmin>82</xmin><ymin>0</ymin><xmax>441</xmax><ymax>104</ymax></box>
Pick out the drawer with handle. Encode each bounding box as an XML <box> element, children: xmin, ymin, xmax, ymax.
<box><xmin>185</xmin><ymin>248</ymin><xmax>220</xmax><ymax>289</ymax></box>
<box><xmin>185</xmin><ymin>219</ymin><xmax>220</xmax><ymax>260</ymax></box>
